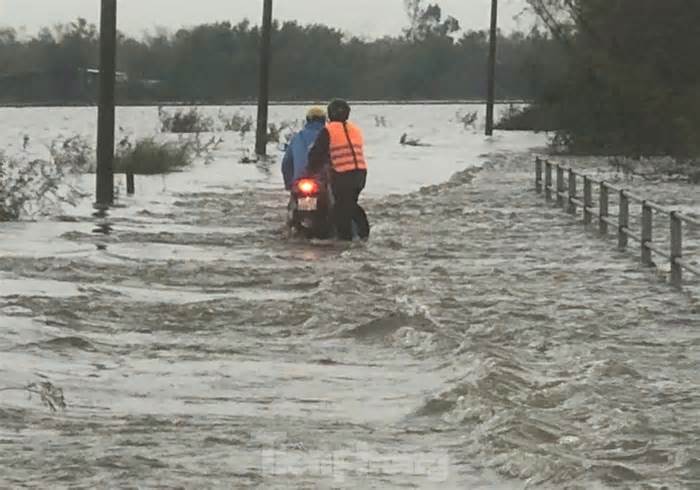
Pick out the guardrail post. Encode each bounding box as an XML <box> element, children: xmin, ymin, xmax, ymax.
<box><xmin>545</xmin><ymin>161</ymin><xmax>552</xmax><ymax>201</ymax></box>
<box><xmin>670</xmin><ymin>212</ymin><xmax>683</xmax><ymax>288</ymax></box>
<box><xmin>567</xmin><ymin>168</ymin><xmax>577</xmax><ymax>215</ymax></box>
<box><xmin>618</xmin><ymin>191</ymin><xmax>629</xmax><ymax>250</ymax></box>
<box><xmin>583</xmin><ymin>176</ymin><xmax>592</xmax><ymax>225</ymax></box>
<box><xmin>641</xmin><ymin>202</ymin><xmax>653</xmax><ymax>266</ymax></box>
<box><xmin>535</xmin><ymin>158</ymin><xmax>542</xmax><ymax>193</ymax></box>
<box><xmin>126</xmin><ymin>173</ymin><xmax>135</xmax><ymax>195</ymax></box>
<box><xmin>599</xmin><ymin>183</ymin><xmax>609</xmax><ymax>235</ymax></box>
<box><xmin>556</xmin><ymin>165</ymin><xmax>564</xmax><ymax>207</ymax></box>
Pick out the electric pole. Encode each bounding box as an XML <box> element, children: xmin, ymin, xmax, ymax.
<box><xmin>485</xmin><ymin>0</ymin><xmax>498</xmax><ymax>136</ymax></box>
<box><xmin>96</xmin><ymin>0</ymin><xmax>117</xmax><ymax>207</ymax></box>
<box><xmin>255</xmin><ymin>0</ymin><xmax>273</xmax><ymax>156</ymax></box>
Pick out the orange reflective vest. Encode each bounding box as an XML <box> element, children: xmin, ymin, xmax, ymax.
<box><xmin>327</xmin><ymin>121</ymin><xmax>368</xmax><ymax>173</ymax></box>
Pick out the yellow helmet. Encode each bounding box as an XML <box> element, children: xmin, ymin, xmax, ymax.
<box><xmin>306</xmin><ymin>106</ymin><xmax>326</xmax><ymax>122</ymax></box>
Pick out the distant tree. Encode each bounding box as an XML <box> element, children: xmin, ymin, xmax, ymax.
<box><xmin>403</xmin><ymin>0</ymin><xmax>424</xmax><ymax>41</ymax></box>
<box><xmin>404</xmin><ymin>1</ymin><xmax>460</xmax><ymax>41</ymax></box>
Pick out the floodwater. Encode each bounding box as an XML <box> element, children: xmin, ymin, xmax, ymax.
<box><xmin>0</xmin><ymin>105</ymin><xmax>699</xmax><ymax>489</ymax></box>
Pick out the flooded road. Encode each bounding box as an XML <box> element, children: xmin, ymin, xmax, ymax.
<box><xmin>1</xmin><ymin>106</ymin><xmax>699</xmax><ymax>488</ymax></box>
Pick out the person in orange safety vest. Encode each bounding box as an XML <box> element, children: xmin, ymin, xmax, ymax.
<box><xmin>307</xmin><ymin>99</ymin><xmax>370</xmax><ymax>241</ymax></box>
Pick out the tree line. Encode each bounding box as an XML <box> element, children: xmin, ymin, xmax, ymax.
<box><xmin>0</xmin><ymin>6</ymin><xmax>564</xmax><ymax>104</ymax></box>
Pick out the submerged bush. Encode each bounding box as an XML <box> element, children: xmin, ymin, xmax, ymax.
<box><xmin>50</xmin><ymin>135</ymin><xmax>94</xmax><ymax>172</ymax></box>
<box><xmin>218</xmin><ymin>110</ymin><xmax>254</xmax><ymax>137</ymax></box>
<box><xmin>268</xmin><ymin>120</ymin><xmax>297</xmax><ymax>144</ymax></box>
<box><xmin>115</xmin><ymin>137</ymin><xmax>193</xmax><ymax>175</ymax></box>
<box><xmin>0</xmin><ymin>130</ymin><xmax>223</xmax><ymax>220</ymax></box>
<box><xmin>456</xmin><ymin>110</ymin><xmax>478</xmax><ymax>130</ymax></box>
<box><xmin>0</xmin><ymin>136</ymin><xmax>90</xmax><ymax>221</ymax></box>
<box><xmin>0</xmin><ymin>381</ymin><xmax>66</xmax><ymax>412</ymax></box>
<box><xmin>374</xmin><ymin>115</ymin><xmax>388</xmax><ymax>127</ymax></box>
<box><xmin>495</xmin><ymin>104</ymin><xmax>560</xmax><ymax>132</ymax></box>
<box><xmin>159</xmin><ymin>107</ymin><xmax>214</xmax><ymax>133</ymax></box>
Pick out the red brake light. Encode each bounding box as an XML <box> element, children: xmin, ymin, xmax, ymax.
<box><xmin>296</xmin><ymin>179</ymin><xmax>319</xmax><ymax>195</ymax></box>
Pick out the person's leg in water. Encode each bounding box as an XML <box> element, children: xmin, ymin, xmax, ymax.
<box><xmin>332</xmin><ymin>170</ymin><xmax>369</xmax><ymax>241</ymax></box>
<box><xmin>353</xmin><ymin>205</ymin><xmax>370</xmax><ymax>239</ymax></box>
<box><xmin>352</xmin><ymin>170</ymin><xmax>370</xmax><ymax>239</ymax></box>
<box><xmin>332</xmin><ymin>171</ymin><xmax>355</xmax><ymax>241</ymax></box>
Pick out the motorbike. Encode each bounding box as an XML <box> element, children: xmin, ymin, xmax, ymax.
<box><xmin>287</xmin><ymin>176</ymin><xmax>333</xmax><ymax>239</ymax></box>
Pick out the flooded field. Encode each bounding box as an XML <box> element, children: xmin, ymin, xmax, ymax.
<box><xmin>0</xmin><ymin>105</ymin><xmax>699</xmax><ymax>489</ymax></box>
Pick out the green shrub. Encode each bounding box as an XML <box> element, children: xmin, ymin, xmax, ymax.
<box><xmin>115</xmin><ymin>137</ymin><xmax>192</xmax><ymax>175</ymax></box>
<box><xmin>0</xmin><ymin>136</ymin><xmax>89</xmax><ymax>221</ymax></box>
<box><xmin>495</xmin><ymin>104</ymin><xmax>559</xmax><ymax>132</ymax></box>
<box><xmin>50</xmin><ymin>135</ymin><xmax>94</xmax><ymax>172</ymax></box>
<box><xmin>218</xmin><ymin>110</ymin><xmax>254</xmax><ymax>135</ymax></box>
<box><xmin>159</xmin><ymin>107</ymin><xmax>214</xmax><ymax>133</ymax></box>
<box><xmin>267</xmin><ymin>120</ymin><xmax>297</xmax><ymax>144</ymax></box>
<box><xmin>456</xmin><ymin>110</ymin><xmax>478</xmax><ymax>130</ymax></box>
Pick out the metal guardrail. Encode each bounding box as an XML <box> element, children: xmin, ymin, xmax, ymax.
<box><xmin>535</xmin><ymin>158</ymin><xmax>700</xmax><ymax>288</ymax></box>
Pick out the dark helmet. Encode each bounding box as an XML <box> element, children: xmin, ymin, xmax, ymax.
<box><xmin>327</xmin><ymin>99</ymin><xmax>351</xmax><ymax>122</ymax></box>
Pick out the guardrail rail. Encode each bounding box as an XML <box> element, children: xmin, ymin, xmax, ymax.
<box><xmin>535</xmin><ymin>157</ymin><xmax>700</xmax><ymax>288</ymax></box>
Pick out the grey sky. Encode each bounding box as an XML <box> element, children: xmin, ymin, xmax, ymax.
<box><xmin>0</xmin><ymin>0</ymin><xmax>532</xmax><ymax>38</ymax></box>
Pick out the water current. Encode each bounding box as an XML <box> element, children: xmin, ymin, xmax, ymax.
<box><xmin>0</xmin><ymin>105</ymin><xmax>698</xmax><ymax>489</ymax></box>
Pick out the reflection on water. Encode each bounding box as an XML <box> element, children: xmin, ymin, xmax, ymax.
<box><xmin>91</xmin><ymin>204</ymin><xmax>114</xmax><ymax>238</ymax></box>
<box><xmin>92</xmin><ymin>203</ymin><xmax>115</xmax><ymax>252</ymax></box>
<box><xmin>91</xmin><ymin>223</ymin><xmax>113</xmax><ymax>235</ymax></box>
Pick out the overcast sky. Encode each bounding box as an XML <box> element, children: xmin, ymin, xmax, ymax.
<box><xmin>0</xmin><ymin>0</ymin><xmax>532</xmax><ymax>38</ymax></box>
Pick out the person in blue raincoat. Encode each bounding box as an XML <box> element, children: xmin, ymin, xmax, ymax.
<box><xmin>281</xmin><ymin>107</ymin><xmax>327</xmax><ymax>190</ymax></box>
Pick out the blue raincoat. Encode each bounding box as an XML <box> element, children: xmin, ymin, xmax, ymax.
<box><xmin>281</xmin><ymin>120</ymin><xmax>325</xmax><ymax>190</ymax></box>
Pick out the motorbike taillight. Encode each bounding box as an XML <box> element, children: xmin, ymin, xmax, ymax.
<box><xmin>296</xmin><ymin>178</ymin><xmax>319</xmax><ymax>195</ymax></box>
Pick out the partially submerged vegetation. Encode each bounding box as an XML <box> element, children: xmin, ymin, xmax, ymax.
<box><xmin>1</xmin><ymin>99</ymin><xmax>311</xmax><ymax>220</ymax></box>
<box><xmin>218</xmin><ymin>109</ymin><xmax>254</xmax><ymax>136</ymax></box>
<box><xmin>400</xmin><ymin>133</ymin><xmax>430</xmax><ymax>147</ymax></box>
<box><xmin>158</xmin><ymin>107</ymin><xmax>214</xmax><ymax>133</ymax></box>
<box><xmin>0</xmin><ymin>136</ymin><xmax>91</xmax><ymax>221</ymax></box>
<box><xmin>374</xmin><ymin>115</ymin><xmax>388</xmax><ymax>127</ymax></box>
<box><xmin>158</xmin><ymin>107</ymin><xmax>296</xmax><ymax>147</ymax></box>
<box><xmin>115</xmin><ymin>137</ymin><xmax>193</xmax><ymax>175</ymax></box>
<box><xmin>0</xmin><ymin>129</ymin><xmax>223</xmax><ymax>220</ymax></box>
<box><xmin>456</xmin><ymin>110</ymin><xmax>478</xmax><ymax>130</ymax></box>
<box><xmin>0</xmin><ymin>381</ymin><xmax>66</xmax><ymax>412</ymax></box>
<box><xmin>267</xmin><ymin>121</ymin><xmax>297</xmax><ymax>144</ymax></box>
<box><xmin>495</xmin><ymin>105</ymin><xmax>559</xmax><ymax>132</ymax></box>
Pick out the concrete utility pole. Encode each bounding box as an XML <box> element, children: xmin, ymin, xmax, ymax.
<box><xmin>485</xmin><ymin>0</ymin><xmax>498</xmax><ymax>136</ymax></box>
<box><xmin>96</xmin><ymin>0</ymin><xmax>117</xmax><ymax>206</ymax></box>
<box><xmin>255</xmin><ymin>0</ymin><xmax>273</xmax><ymax>156</ymax></box>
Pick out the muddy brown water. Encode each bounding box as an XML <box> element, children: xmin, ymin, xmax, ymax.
<box><xmin>1</xmin><ymin>106</ymin><xmax>699</xmax><ymax>489</ymax></box>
